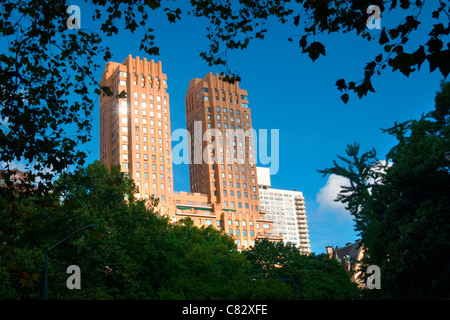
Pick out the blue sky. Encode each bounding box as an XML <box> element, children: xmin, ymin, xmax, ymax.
<box><xmin>68</xmin><ymin>2</ymin><xmax>445</xmax><ymax>254</ymax></box>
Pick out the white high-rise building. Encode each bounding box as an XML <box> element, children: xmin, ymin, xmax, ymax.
<box><xmin>257</xmin><ymin>167</ymin><xmax>311</xmax><ymax>254</ymax></box>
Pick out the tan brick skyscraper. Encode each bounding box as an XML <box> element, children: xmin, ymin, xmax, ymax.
<box><xmin>99</xmin><ymin>55</ymin><xmax>174</xmax><ymax>211</ymax></box>
<box><xmin>185</xmin><ymin>72</ymin><xmax>278</xmax><ymax>248</ymax></box>
<box><xmin>100</xmin><ymin>58</ymin><xmax>279</xmax><ymax>250</ymax></box>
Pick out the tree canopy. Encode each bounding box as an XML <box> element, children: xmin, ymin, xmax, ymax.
<box><xmin>244</xmin><ymin>238</ymin><xmax>361</xmax><ymax>300</ymax></box>
<box><xmin>1</xmin><ymin>0</ymin><xmax>450</xmax><ymax>185</ymax></box>
<box><xmin>0</xmin><ymin>161</ymin><xmax>358</xmax><ymax>300</ymax></box>
<box><xmin>319</xmin><ymin>81</ymin><xmax>450</xmax><ymax>299</ymax></box>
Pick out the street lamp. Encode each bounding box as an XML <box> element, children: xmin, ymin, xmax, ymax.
<box><xmin>44</xmin><ymin>224</ymin><xmax>97</xmax><ymax>300</ymax></box>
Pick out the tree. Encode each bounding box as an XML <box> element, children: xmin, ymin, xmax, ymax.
<box><xmin>0</xmin><ymin>161</ymin><xmax>288</xmax><ymax>300</ymax></box>
<box><xmin>319</xmin><ymin>81</ymin><xmax>450</xmax><ymax>299</ymax></box>
<box><xmin>2</xmin><ymin>0</ymin><xmax>449</xmax><ymax>188</ymax></box>
<box><xmin>244</xmin><ymin>239</ymin><xmax>361</xmax><ymax>300</ymax></box>
<box><xmin>188</xmin><ymin>0</ymin><xmax>450</xmax><ymax>103</ymax></box>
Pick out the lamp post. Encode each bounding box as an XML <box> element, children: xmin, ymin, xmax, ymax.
<box><xmin>445</xmin><ymin>151</ymin><xmax>450</xmax><ymax>162</ymax></box>
<box><xmin>44</xmin><ymin>224</ymin><xmax>97</xmax><ymax>300</ymax></box>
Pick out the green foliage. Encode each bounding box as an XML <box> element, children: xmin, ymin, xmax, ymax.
<box><xmin>245</xmin><ymin>239</ymin><xmax>361</xmax><ymax>300</ymax></box>
<box><xmin>2</xmin><ymin>0</ymin><xmax>449</xmax><ymax>190</ymax></box>
<box><xmin>1</xmin><ymin>161</ymin><xmax>360</xmax><ymax>300</ymax></box>
<box><xmin>319</xmin><ymin>81</ymin><xmax>450</xmax><ymax>299</ymax></box>
<box><xmin>188</xmin><ymin>0</ymin><xmax>450</xmax><ymax>103</ymax></box>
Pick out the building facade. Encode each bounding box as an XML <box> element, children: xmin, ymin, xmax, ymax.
<box><xmin>326</xmin><ymin>241</ymin><xmax>365</xmax><ymax>286</ymax></box>
<box><xmin>100</xmin><ymin>57</ymin><xmax>280</xmax><ymax>249</ymax></box>
<box><xmin>99</xmin><ymin>55</ymin><xmax>174</xmax><ymax>213</ymax></box>
<box><xmin>257</xmin><ymin>167</ymin><xmax>311</xmax><ymax>254</ymax></box>
<box><xmin>185</xmin><ymin>73</ymin><xmax>280</xmax><ymax>249</ymax></box>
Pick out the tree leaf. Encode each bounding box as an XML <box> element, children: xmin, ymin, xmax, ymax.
<box><xmin>304</xmin><ymin>41</ymin><xmax>326</xmax><ymax>62</ymax></box>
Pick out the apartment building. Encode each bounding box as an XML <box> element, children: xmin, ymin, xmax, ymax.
<box><xmin>184</xmin><ymin>73</ymin><xmax>280</xmax><ymax>249</ymax></box>
<box><xmin>257</xmin><ymin>167</ymin><xmax>311</xmax><ymax>254</ymax></box>
<box><xmin>99</xmin><ymin>55</ymin><xmax>174</xmax><ymax>212</ymax></box>
<box><xmin>100</xmin><ymin>57</ymin><xmax>280</xmax><ymax>249</ymax></box>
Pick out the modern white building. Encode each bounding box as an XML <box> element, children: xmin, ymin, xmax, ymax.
<box><xmin>257</xmin><ymin>167</ymin><xmax>311</xmax><ymax>254</ymax></box>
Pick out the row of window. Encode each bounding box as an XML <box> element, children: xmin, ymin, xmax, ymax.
<box><xmin>228</xmin><ymin>229</ymin><xmax>254</xmax><ymax>237</ymax></box>
<box><xmin>136</xmin><ymin>193</ymin><xmax>167</xmax><ymax>201</ymax></box>
<box><xmin>222</xmin><ymin>201</ymin><xmax>255</xmax><ymax>209</ymax></box>
<box><xmin>207</xmin><ymin>106</ymin><xmax>249</xmax><ymax>117</ymax></box>
<box><xmin>202</xmin><ymin>95</ymin><xmax>246</xmax><ymax>105</ymax></box>
<box><xmin>202</xmin><ymin>87</ymin><xmax>247</xmax><ymax>100</ymax></box>
<box><xmin>123</xmin><ymin>161</ymin><xmax>171</xmax><ymax>171</ymax></box>
<box><xmin>135</xmin><ymin>181</ymin><xmax>170</xmax><ymax>191</ymax></box>
<box><xmin>227</xmin><ymin>223</ymin><xmax>269</xmax><ymax>235</ymax></box>
<box><xmin>127</xmin><ymin>72</ymin><xmax>167</xmax><ymax>85</ymax></box>
<box><xmin>207</xmin><ymin>114</ymin><xmax>247</xmax><ymax>124</ymax></box>
<box><xmin>122</xmin><ymin>132</ymin><xmax>170</xmax><ymax>141</ymax></box>
<box><xmin>120</xmin><ymin>117</ymin><xmax>169</xmax><ymax>129</ymax></box>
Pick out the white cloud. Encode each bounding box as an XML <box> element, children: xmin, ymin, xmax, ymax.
<box><xmin>0</xmin><ymin>160</ymin><xmax>28</xmax><ymax>172</ymax></box>
<box><xmin>316</xmin><ymin>174</ymin><xmax>352</xmax><ymax>220</ymax></box>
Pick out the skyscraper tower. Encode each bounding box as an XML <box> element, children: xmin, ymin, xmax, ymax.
<box><xmin>99</xmin><ymin>55</ymin><xmax>174</xmax><ymax>211</ymax></box>
<box><xmin>100</xmin><ymin>58</ymin><xmax>280</xmax><ymax>249</ymax></box>
<box><xmin>185</xmin><ymin>72</ymin><xmax>278</xmax><ymax>248</ymax></box>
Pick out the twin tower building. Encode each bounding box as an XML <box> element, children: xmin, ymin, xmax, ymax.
<box><xmin>100</xmin><ymin>55</ymin><xmax>310</xmax><ymax>253</ymax></box>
